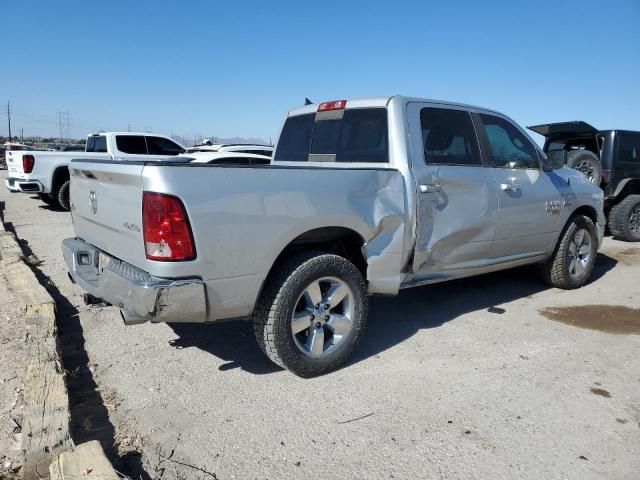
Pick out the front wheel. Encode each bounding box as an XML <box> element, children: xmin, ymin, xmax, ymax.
<box><xmin>541</xmin><ymin>214</ymin><xmax>598</xmax><ymax>289</ymax></box>
<box><xmin>252</xmin><ymin>251</ymin><xmax>368</xmax><ymax>377</ymax></box>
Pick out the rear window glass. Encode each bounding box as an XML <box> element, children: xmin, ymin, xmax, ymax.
<box><xmin>116</xmin><ymin>135</ymin><xmax>147</xmax><ymax>154</ymax></box>
<box><xmin>618</xmin><ymin>134</ymin><xmax>640</xmax><ymax>163</ymax></box>
<box><xmin>274</xmin><ymin>113</ymin><xmax>315</xmax><ymax>162</ymax></box>
<box><xmin>86</xmin><ymin>136</ymin><xmax>107</xmax><ymax>153</ymax></box>
<box><xmin>274</xmin><ymin>108</ymin><xmax>388</xmax><ymax>163</ymax></box>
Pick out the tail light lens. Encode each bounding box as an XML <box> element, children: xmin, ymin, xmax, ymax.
<box><xmin>23</xmin><ymin>155</ymin><xmax>35</xmax><ymax>173</ymax></box>
<box><xmin>142</xmin><ymin>192</ymin><xmax>195</xmax><ymax>261</ymax></box>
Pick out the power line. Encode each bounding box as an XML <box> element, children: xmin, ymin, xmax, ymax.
<box><xmin>6</xmin><ymin>101</ymin><xmax>12</xmax><ymax>141</ymax></box>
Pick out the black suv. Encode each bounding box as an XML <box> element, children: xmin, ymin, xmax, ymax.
<box><xmin>528</xmin><ymin>122</ymin><xmax>640</xmax><ymax>242</ymax></box>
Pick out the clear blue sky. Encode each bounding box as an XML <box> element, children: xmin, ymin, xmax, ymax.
<box><xmin>3</xmin><ymin>0</ymin><xmax>639</xmax><ymax>145</ymax></box>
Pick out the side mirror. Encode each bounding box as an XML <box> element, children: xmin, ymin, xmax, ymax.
<box><xmin>547</xmin><ymin>149</ymin><xmax>567</xmax><ymax>170</ymax></box>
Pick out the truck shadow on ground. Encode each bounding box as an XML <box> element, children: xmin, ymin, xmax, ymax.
<box><xmin>168</xmin><ymin>253</ymin><xmax>618</xmax><ymax>375</ymax></box>
<box><xmin>28</xmin><ymin>195</ymin><xmax>66</xmax><ymax>212</ymax></box>
<box><xmin>351</xmin><ymin>255</ymin><xmax>617</xmax><ymax>366</ymax></box>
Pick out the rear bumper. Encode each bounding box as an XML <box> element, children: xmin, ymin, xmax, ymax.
<box><xmin>5</xmin><ymin>176</ymin><xmax>44</xmax><ymax>193</ymax></box>
<box><xmin>62</xmin><ymin>237</ymin><xmax>206</xmax><ymax>325</ymax></box>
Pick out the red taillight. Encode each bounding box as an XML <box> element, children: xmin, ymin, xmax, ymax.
<box><xmin>23</xmin><ymin>155</ymin><xmax>35</xmax><ymax>173</ymax></box>
<box><xmin>317</xmin><ymin>100</ymin><xmax>347</xmax><ymax>112</ymax></box>
<box><xmin>142</xmin><ymin>192</ymin><xmax>195</xmax><ymax>261</ymax></box>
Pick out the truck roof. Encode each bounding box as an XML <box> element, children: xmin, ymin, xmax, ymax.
<box><xmin>88</xmin><ymin>131</ymin><xmax>171</xmax><ymax>137</ymax></box>
<box><xmin>286</xmin><ymin>95</ymin><xmax>504</xmax><ymax>117</ymax></box>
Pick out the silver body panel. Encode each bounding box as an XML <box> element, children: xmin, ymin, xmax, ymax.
<box><xmin>64</xmin><ymin>96</ymin><xmax>605</xmax><ymax>324</ymax></box>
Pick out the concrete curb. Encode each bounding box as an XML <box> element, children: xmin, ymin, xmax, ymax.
<box><xmin>0</xmin><ymin>208</ymin><xmax>118</xmax><ymax>479</ymax></box>
<box><xmin>49</xmin><ymin>441</ymin><xmax>120</xmax><ymax>480</ymax></box>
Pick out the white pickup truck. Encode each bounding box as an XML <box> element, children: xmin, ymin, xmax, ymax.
<box><xmin>5</xmin><ymin>132</ymin><xmax>186</xmax><ymax>210</ymax></box>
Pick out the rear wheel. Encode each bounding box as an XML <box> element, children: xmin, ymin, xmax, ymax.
<box><xmin>566</xmin><ymin>150</ymin><xmax>602</xmax><ymax>185</ymax></box>
<box><xmin>609</xmin><ymin>195</ymin><xmax>640</xmax><ymax>242</ymax></box>
<box><xmin>52</xmin><ymin>179</ymin><xmax>70</xmax><ymax>211</ymax></box>
<box><xmin>252</xmin><ymin>251</ymin><xmax>368</xmax><ymax>377</ymax></box>
<box><xmin>541</xmin><ymin>214</ymin><xmax>597</xmax><ymax>289</ymax></box>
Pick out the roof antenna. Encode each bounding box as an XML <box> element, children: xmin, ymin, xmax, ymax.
<box><xmin>304</xmin><ymin>98</ymin><xmax>313</xmax><ymax>105</ymax></box>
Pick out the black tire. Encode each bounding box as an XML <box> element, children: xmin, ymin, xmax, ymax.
<box><xmin>608</xmin><ymin>195</ymin><xmax>640</xmax><ymax>242</ymax></box>
<box><xmin>566</xmin><ymin>150</ymin><xmax>602</xmax><ymax>185</ymax></box>
<box><xmin>252</xmin><ymin>251</ymin><xmax>368</xmax><ymax>378</ymax></box>
<box><xmin>52</xmin><ymin>179</ymin><xmax>70</xmax><ymax>211</ymax></box>
<box><xmin>541</xmin><ymin>214</ymin><xmax>598</xmax><ymax>289</ymax></box>
<box><xmin>37</xmin><ymin>193</ymin><xmax>54</xmax><ymax>205</ymax></box>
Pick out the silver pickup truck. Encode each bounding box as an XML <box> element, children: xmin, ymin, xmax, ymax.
<box><xmin>63</xmin><ymin>96</ymin><xmax>605</xmax><ymax>377</ymax></box>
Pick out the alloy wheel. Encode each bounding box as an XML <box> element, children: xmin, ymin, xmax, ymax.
<box><xmin>291</xmin><ymin>276</ymin><xmax>355</xmax><ymax>358</ymax></box>
<box><xmin>567</xmin><ymin>228</ymin><xmax>592</xmax><ymax>279</ymax></box>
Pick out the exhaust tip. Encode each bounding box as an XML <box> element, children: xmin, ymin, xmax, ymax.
<box><xmin>83</xmin><ymin>293</ymin><xmax>103</xmax><ymax>305</ymax></box>
<box><xmin>120</xmin><ymin>309</ymin><xmax>148</xmax><ymax>326</ymax></box>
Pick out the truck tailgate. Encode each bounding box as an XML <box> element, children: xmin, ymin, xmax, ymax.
<box><xmin>70</xmin><ymin>161</ymin><xmax>147</xmax><ymax>270</ymax></box>
<box><xmin>6</xmin><ymin>151</ymin><xmax>24</xmax><ymax>176</ymax></box>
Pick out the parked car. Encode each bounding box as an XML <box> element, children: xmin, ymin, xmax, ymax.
<box><xmin>63</xmin><ymin>96</ymin><xmax>605</xmax><ymax>377</ymax></box>
<box><xmin>59</xmin><ymin>144</ymin><xmax>86</xmax><ymax>152</ymax></box>
<box><xmin>186</xmin><ymin>151</ymin><xmax>272</xmax><ymax>165</ymax></box>
<box><xmin>185</xmin><ymin>143</ymin><xmax>273</xmax><ymax>157</ymax></box>
<box><xmin>5</xmin><ymin>132</ymin><xmax>186</xmax><ymax>210</ymax></box>
<box><xmin>529</xmin><ymin>122</ymin><xmax>640</xmax><ymax>241</ymax></box>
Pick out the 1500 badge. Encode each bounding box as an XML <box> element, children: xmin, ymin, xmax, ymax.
<box><xmin>545</xmin><ymin>200</ymin><xmax>562</xmax><ymax>214</ymax></box>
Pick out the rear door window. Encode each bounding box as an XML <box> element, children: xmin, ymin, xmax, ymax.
<box><xmin>146</xmin><ymin>136</ymin><xmax>185</xmax><ymax>156</ymax></box>
<box><xmin>86</xmin><ymin>136</ymin><xmax>107</xmax><ymax>153</ymax></box>
<box><xmin>116</xmin><ymin>135</ymin><xmax>147</xmax><ymax>154</ymax></box>
<box><xmin>274</xmin><ymin>108</ymin><xmax>388</xmax><ymax>163</ymax></box>
<box><xmin>420</xmin><ymin>108</ymin><xmax>482</xmax><ymax>166</ymax></box>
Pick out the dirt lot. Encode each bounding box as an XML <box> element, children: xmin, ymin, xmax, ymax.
<box><xmin>1</xmin><ymin>170</ymin><xmax>639</xmax><ymax>479</ymax></box>
<box><xmin>0</xmin><ymin>269</ymin><xmax>25</xmax><ymax>477</ymax></box>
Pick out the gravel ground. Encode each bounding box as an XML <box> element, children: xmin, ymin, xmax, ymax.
<box><xmin>1</xmin><ymin>171</ymin><xmax>639</xmax><ymax>479</ymax></box>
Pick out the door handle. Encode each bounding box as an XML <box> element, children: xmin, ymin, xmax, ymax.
<box><xmin>420</xmin><ymin>184</ymin><xmax>442</xmax><ymax>193</ymax></box>
<box><xmin>500</xmin><ymin>183</ymin><xmax>520</xmax><ymax>192</ymax></box>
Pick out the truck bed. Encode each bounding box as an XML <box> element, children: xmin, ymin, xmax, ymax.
<box><xmin>69</xmin><ymin>160</ymin><xmax>409</xmax><ymax>321</ymax></box>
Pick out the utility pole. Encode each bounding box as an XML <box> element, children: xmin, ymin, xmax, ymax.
<box><xmin>57</xmin><ymin>111</ymin><xmax>72</xmax><ymax>143</ymax></box>
<box><xmin>128</xmin><ymin>124</ymin><xmax>131</xmax><ymax>132</ymax></box>
<box><xmin>21</xmin><ymin>128</ymin><xmax>23</xmax><ymax>142</ymax></box>
<box><xmin>6</xmin><ymin>101</ymin><xmax>12</xmax><ymax>141</ymax></box>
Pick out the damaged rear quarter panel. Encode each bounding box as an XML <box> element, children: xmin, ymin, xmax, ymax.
<box><xmin>143</xmin><ymin>165</ymin><xmax>408</xmax><ymax>320</ymax></box>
